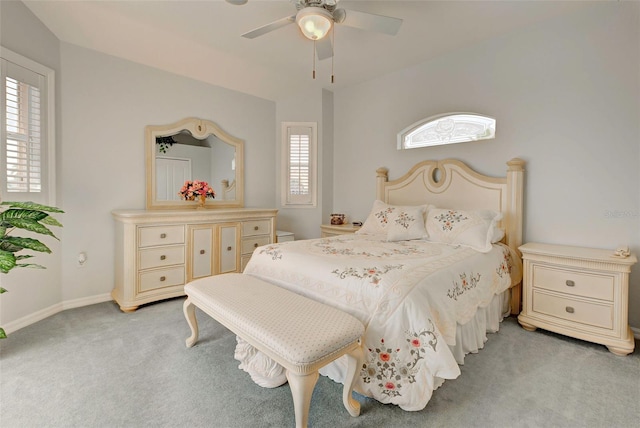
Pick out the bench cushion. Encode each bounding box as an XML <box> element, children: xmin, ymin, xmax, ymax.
<box><xmin>185</xmin><ymin>273</ymin><xmax>364</xmax><ymax>375</ymax></box>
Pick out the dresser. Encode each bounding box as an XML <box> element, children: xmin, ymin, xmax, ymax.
<box><xmin>112</xmin><ymin>209</ymin><xmax>277</xmax><ymax>312</ymax></box>
<box><xmin>320</xmin><ymin>223</ymin><xmax>361</xmax><ymax>237</ymax></box>
<box><xmin>517</xmin><ymin>242</ymin><xmax>637</xmax><ymax>356</ymax></box>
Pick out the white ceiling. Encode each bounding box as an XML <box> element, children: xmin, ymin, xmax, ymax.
<box><xmin>22</xmin><ymin>0</ymin><xmax>590</xmax><ymax>102</ymax></box>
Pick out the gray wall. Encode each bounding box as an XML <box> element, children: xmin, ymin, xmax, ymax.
<box><xmin>331</xmin><ymin>2</ymin><xmax>640</xmax><ymax>328</ymax></box>
<box><xmin>0</xmin><ymin>0</ymin><xmax>63</xmax><ymax>327</ymax></box>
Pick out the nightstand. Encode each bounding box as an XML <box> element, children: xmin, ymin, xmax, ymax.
<box><xmin>518</xmin><ymin>242</ymin><xmax>637</xmax><ymax>356</ymax></box>
<box><xmin>320</xmin><ymin>224</ymin><xmax>361</xmax><ymax>237</ymax></box>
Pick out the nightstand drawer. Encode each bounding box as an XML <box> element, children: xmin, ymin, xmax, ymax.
<box><xmin>532</xmin><ymin>290</ymin><xmax>613</xmax><ymax>330</ymax></box>
<box><xmin>532</xmin><ymin>265</ymin><xmax>614</xmax><ymax>301</ymax></box>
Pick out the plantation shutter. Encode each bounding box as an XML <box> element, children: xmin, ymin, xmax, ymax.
<box><xmin>1</xmin><ymin>57</ymin><xmax>46</xmax><ymax>200</ymax></box>
<box><xmin>283</xmin><ymin>123</ymin><xmax>316</xmax><ymax>206</ymax></box>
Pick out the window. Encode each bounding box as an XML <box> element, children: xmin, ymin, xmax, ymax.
<box><xmin>397</xmin><ymin>113</ymin><xmax>495</xmax><ymax>150</ymax></box>
<box><xmin>282</xmin><ymin>122</ymin><xmax>317</xmax><ymax>207</ymax></box>
<box><xmin>1</xmin><ymin>47</ymin><xmax>55</xmax><ymax>204</ymax></box>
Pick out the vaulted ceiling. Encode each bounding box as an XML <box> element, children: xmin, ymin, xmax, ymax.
<box><xmin>22</xmin><ymin>0</ymin><xmax>589</xmax><ymax>102</ymax></box>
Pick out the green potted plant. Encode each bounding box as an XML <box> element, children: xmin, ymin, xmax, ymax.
<box><xmin>0</xmin><ymin>201</ymin><xmax>64</xmax><ymax>338</ymax></box>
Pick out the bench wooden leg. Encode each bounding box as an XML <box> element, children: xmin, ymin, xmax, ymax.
<box><xmin>183</xmin><ymin>298</ymin><xmax>199</xmax><ymax>348</ymax></box>
<box><xmin>343</xmin><ymin>345</ymin><xmax>363</xmax><ymax>417</ymax></box>
<box><xmin>285</xmin><ymin>370</ymin><xmax>319</xmax><ymax>428</ymax></box>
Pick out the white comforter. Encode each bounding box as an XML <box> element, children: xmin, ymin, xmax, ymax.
<box><xmin>242</xmin><ymin>234</ymin><xmax>521</xmax><ymax>411</ymax></box>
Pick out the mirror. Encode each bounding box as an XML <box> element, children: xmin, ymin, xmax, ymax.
<box><xmin>146</xmin><ymin>117</ymin><xmax>244</xmax><ymax>209</ymax></box>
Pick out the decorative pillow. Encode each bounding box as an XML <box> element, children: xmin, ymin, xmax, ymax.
<box><xmin>357</xmin><ymin>200</ymin><xmax>431</xmax><ymax>236</ymax></box>
<box><xmin>426</xmin><ymin>209</ymin><xmax>503</xmax><ymax>252</ymax></box>
<box><xmin>386</xmin><ymin>205</ymin><xmax>429</xmax><ymax>242</ymax></box>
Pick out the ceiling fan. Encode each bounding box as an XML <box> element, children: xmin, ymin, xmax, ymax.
<box><xmin>227</xmin><ymin>0</ymin><xmax>403</xmax><ymax>61</ymax></box>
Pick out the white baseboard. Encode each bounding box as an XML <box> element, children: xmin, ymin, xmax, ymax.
<box><xmin>2</xmin><ymin>293</ymin><xmax>113</xmax><ymax>335</ymax></box>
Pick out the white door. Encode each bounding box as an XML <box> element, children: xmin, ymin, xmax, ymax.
<box><xmin>156</xmin><ymin>157</ymin><xmax>191</xmax><ymax>200</ymax></box>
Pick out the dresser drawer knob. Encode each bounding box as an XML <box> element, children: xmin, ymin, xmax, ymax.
<box><xmin>566</xmin><ymin>280</ymin><xmax>575</xmax><ymax>287</ymax></box>
<box><xmin>160</xmin><ymin>255</ymin><xmax>166</xmax><ymax>260</ymax></box>
<box><xmin>160</xmin><ymin>233</ymin><xmax>167</xmax><ymax>239</ymax></box>
<box><xmin>227</xmin><ymin>246</ymin><xmax>232</xmax><ymax>251</ymax></box>
<box><xmin>254</xmin><ymin>243</ymin><xmax>259</xmax><ymax>248</ymax></box>
<box><xmin>565</xmin><ymin>306</ymin><xmax>575</xmax><ymax>314</ymax></box>
<box><xmin>254</xmin><ymin>226</ymin><xmax>259</xmax><ymax>231</ymax></box>
<box><xmin>160</xmin><ymin>276</ymin><xmax>166</xmax><ymax>282</ymax></box>
<box><xmin>200</xmin><ymin>250</ymin><xmax>206</xmax><ymax>255</ymax></box>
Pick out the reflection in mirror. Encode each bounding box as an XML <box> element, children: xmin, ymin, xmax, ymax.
<box><xmin>397</xmin><ymin>113</ymin><xmax>496</xmax><ymax>150</ymax></box>
<box><xmin>146</xmin><ymin>118</ymin><xmax>244</xmax><ymax>209</ymax></box>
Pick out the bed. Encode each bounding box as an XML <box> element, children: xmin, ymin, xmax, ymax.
<box><xmin>240</xmin><ymin>158</ymin><xmax>525</xmax><ymax>411</ymax></box>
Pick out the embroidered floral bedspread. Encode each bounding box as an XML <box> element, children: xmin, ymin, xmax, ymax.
<box><xmin>242</xmin><ymin>234</ymin><xmax>521</xmax><ymax>411</ymax></box>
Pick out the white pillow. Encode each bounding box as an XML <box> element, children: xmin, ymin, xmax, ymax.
<box><xmin>386</xmin><ymin>205</ymin><xmax>429</xmax><ymax>242</ymax></box>
<box><xmin>357</xmin><ymin>200</ymin><xmax>431</xmax><ymax>236</ymax></box>
<box><xmin>426</xmin><ymin>209</ymin><xmax>503</xmax><ymax>252</ymax></box>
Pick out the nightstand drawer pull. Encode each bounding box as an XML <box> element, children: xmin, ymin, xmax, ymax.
<box><xmin>565</xmin><ymin>280</ymin><xmax>575</xmax><ymax>287</ymax></box>
<box><xmin>160</xmin><ymin>276</ymin><xmax>166</xmax><ymax>282</ymax></box>
<box><xmin>160</xmin><ymin>233</ymin><xmax>167</xmax><ymax>239</ymax></box>
<box><xmin>565</xmin><ymin>306</ymin><xmax>575</xmax><ymax>314</ymax></box>
<box><xmin>160</xmin><ymin>255</ymin><xmax>166</xmax><ymax>260</ymax></box>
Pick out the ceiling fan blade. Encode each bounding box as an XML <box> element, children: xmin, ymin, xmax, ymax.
<box><xmin>241</xmin><ymin>15</ymin><xmax>296</xmax><ymax>39</ymax></box>
<box><xmin>316</xmin><ymin>37</ymin><xmax>333</xmax><ymax>60</ymax></box>
<box><xmin>336</xmin><ymin>9</ymin><xmax>402</xmax><ymax>36</ymax></box>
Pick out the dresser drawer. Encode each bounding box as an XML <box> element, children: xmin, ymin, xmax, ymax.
<box><xmin>532</xmin><ymin>290</ymin><xmax>613</xmax><ymax>330</ymax></box>
<box><xmin>139</xmin><ymin>246</ymin><xmax>185</xmax><ymax>270</ymax></box>
<box><xmin>242</xmin><ymin>220</ymin><xmax>271</xmax><ymax>237</ymax></box>
<box><xmin>532</xmin><ymin>265</ymin><xmax>614</xmax><ymax>301</ymax></box>
<box><xmin>242</xmin><ymin>236</ymin><xmax>271</xmax><ymax>255</ymax></box>
<box><xmin>139</xmin><ymin>225</ymin><xmax>185</xmax><ymax>247</ymax></box>
<box><xmin>138</xmin><ymin>266</ymin><xmax>185</xmax><ymax>293</ymax></box>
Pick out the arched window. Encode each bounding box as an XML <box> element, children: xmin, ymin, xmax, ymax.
<box><xmin>397</xmin><ymin>113</ymin><xmax>495</xmax><ymax>150</ymax></box>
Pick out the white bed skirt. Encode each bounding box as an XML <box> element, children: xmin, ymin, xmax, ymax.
<box><xmin>234</xmin><ymin>288</ymin><xmax>511</xmax><ymax>395</ymax></box>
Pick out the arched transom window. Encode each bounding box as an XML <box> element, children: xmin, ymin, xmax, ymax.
<box><xmin>397</xmin><ymin>113</ymin><xmax>495</xmax><ymax>150</ymax></box>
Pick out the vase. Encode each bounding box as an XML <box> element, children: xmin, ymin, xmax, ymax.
<box><xmin>197</xmin><ymin>194</ymin><xmax>206</xmax><ymax>209</ymax></box>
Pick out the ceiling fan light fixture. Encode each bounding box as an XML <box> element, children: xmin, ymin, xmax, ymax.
<box><xmin>296</xmin><ymin>7</ymin><xmax>333</xmax><ymax>40</ymax></box>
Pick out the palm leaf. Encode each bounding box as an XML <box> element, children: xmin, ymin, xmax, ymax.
<box><xmin>0</xmin><ymin>201</ymin><xmax>64</xmax><ymax>213</ymax></box>
<box><xmin>0</xmin><ymin>240</ymin><xmax>25</xmax><ymax>252</ymax></box>
<box><xmin>0</xmin><ymin>225</ymin><xmax>6</xmax><ymax>237</ymax></box>
<box><xmin>1</xmin><ymin>236</ymin><xmax>51</xmax><ymax>253</ymax></box>
<box><xmin>0</xmin><ymin>249</ymin><xmax>16</xmax><ymax>273</ymax></box>
<box><xmin>16</xmin><ymin>263</ymin><xmax>46</xmax><ymax>269</ymax></box>
<box><xmin>40</xmin><ymin>215</ymin><xmax>63</xmax><ymax>228</ymax></box>
<box><xmin>2</xmin><ymin>218</ymin><xmax>58</xmax><ymax>239</ymax></box>
<box><xmin>0</xmin><ymin>209</ymin><xmax>48</xmax><ymax>222</ymax></box>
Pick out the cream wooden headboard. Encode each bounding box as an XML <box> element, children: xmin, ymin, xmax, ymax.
<box><xmin>376</xmin><ymin>158</ymin><xmax>525</xmax><ymax>313</ymax></box>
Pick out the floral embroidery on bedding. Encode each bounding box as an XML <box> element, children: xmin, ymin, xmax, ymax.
<box><xmin>394</xmin><ymin>211</ymin><xmax>416</xmax><ymax>230</ymax></box>
<box><xmin>447</xmin><ymin>272</ymin><xmax>481</xmax><ymax>300</ymax></box>
<box><xmin>257</xmin><ymin>245</ymin><xmax>283</xmax><ymax>261</ymax></box>
<box><xmin>496</xmin><ymin>247</ymin><xmax>513</xmax><ymax>278</ymax></box>
<box><xmin>314</xmin><ymin>240</ymin><xmax>425</xmax><ymax>258</ymax></box>
<box><xmin>361</xmin><ymin>323</ymin><xmax>438</xmax><ymax>397</ymax></box>
<box><xmin>434</xmin><ymin>210</ymin><xmax>469</xmax><ymax>231</ymax></box>
<box><xmin>331</xmin><ymin>265</ymin><xmax>404</xmax><ymax>285</ymax></box>
<box><xmin>374</xmin><ymin>207</ymin><xmax>396</xmax><ymax>225</ymax></box>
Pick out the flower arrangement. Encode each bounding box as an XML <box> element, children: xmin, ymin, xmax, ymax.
<box><xmin>178</xmin><ymin>180</ymin><xmax>216</xmax><ymax>203</ymax></box>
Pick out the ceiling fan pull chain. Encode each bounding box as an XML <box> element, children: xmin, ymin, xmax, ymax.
<box><xmin>313</xmin><ymin>40</ymin><xmax>316</xmax><ymax>79</ymax></box>
<box><xmin>331</xmin><ymin>25</ymin><xmax>335</xmax><ymax>84</ymax></box>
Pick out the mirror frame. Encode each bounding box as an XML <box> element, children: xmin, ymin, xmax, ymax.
<box><xmin>146</xmin><ymin>117</ymin><xmax>244</xmax><ymax>209</ymax></box>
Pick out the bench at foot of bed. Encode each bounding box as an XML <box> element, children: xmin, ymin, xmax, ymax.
<box><xmin>183</xmin><ymin>273</ymin><xmax>365</xmax><ymax>428</ymax></box>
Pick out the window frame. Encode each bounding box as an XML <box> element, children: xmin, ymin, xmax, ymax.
<box><xmin>1</xmin><ymin>46</ymin><xmax>56</xmax><ymax>205</ymax></box>
<box><xmin>281</xmin><ymin>122</ymin><xmax>317</xmax><ymax>208</ymax></box>
<box><xmin>397</xmin><ymin>112</ymin><xmax>495</xmax><ymax>150</ymax></box>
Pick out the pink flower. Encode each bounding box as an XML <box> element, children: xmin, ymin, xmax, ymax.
<box><xmin>379</xmin><ymin>353</ymin><xmax>391</xmax><ymax>362</ymax></box>
<box><xmin>411</xmin><ymin>338</ymin><xmax>421</xmax><ymax>348</ymax></box>
<box><xmin>385</xmin><ymin>382</ymin><xmax>395</xmax><ymax>390</ymax></box>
